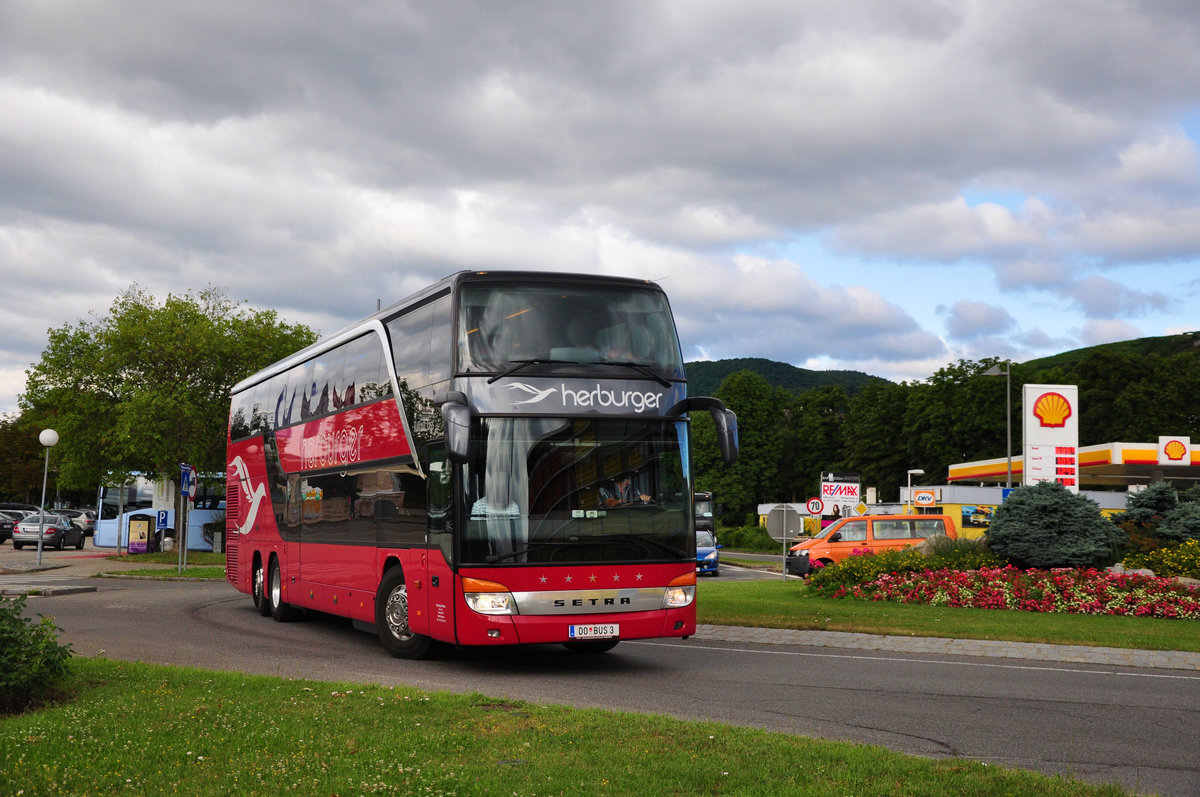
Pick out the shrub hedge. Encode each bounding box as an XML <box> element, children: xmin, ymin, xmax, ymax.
<box><xmin>0</xmin><ymin>595</ymin><xmax>73</xmax><ymax>715</ymax></box>
<box><xmin>1122</xmin><ymin>539</ymin><xmax>1200</xmax><ymax>579</ymax></box>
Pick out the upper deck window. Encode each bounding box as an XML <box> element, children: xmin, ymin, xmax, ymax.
<box><xmin>457</xmin><ymin>282</ymin><xmax>684</xmax><ymax>380</ymax></box>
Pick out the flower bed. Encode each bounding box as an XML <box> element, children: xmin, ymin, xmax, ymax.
<box><xmin>843</xmin><ymin>565</ymin><xmax>1200</xmax><ymax>620</ymax></box>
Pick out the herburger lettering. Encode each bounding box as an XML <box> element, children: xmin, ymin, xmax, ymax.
<box><xmin>560</xmin><ymin>384</ymin><xmax>663</xmax><ymax>412</ymax></box>
<box><xmin>504</xmin><ymin>380</ymin><xmax>667</xmax><ymax>413</ymax></box>
<box><xmin>301</xmin><ymin>424</ymin><xmax>364</xmax><ymax>470</ymax></box>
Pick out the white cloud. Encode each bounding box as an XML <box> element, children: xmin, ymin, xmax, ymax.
<box><xmin>1116</xmin><ymin>128</ymin><xmax>1200</xmax><ymax>187</ymax></box>
<box><xmin>943</xmin><ymin>300</ymin><xmax>1016</xmax><ymax>340</ymax></box>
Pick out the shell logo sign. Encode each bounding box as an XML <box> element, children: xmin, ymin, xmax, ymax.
<box><xmin>1158</xmin><ymin>436</ymin><xmax>1191</xmax><ymax>466</ymax></box>
<box><xmin>1032</xmin><ymin>392</ymin><xmax>1072</xmax><ymax>428</ymax></box>
<box><xmin>1023</xmin><ymin>384</ymin><xmax>1078</xmax><ymax>493</ymax></box>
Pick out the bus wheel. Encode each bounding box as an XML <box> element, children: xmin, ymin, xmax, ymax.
<box><xmin>563</xmin><ymin>639</ymin><xmax>619</xmax><ymax>654</ymax></box>
<box><xmin>268</xmin><ymin>557</ymin><xmax>294</xmax><ymax>622</ymax></box>
<box><xmin>253</xmin><ymin>558</ymin><xmax>270</xmax><ymax>616</ymax></box>
<box><xmin>376</xmin><ymin>568</ymin><xmax>432</xmax><ymax>659</ymax></box>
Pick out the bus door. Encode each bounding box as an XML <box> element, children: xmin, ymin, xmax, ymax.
<box><xmin>420</xmin><ymin>453</ymin><xmax>457</xmax><ymax>641</ymax></box>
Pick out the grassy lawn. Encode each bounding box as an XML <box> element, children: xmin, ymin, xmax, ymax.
<box><xmin>105</xmin><ymin>552</ymin><xmax>226</xmax><ymax>566</ymax></box>
<box><xmin>100</xmin><ymin>551</ymin><xmax>226</xmax><ymax>580</ymax></box>
<box><xmin>0</xmin><ymin>657</ymin><xmax>1126</xmax><ymax>797</ymax></box>
<box><xmin>697</xmin><ymin>578</ymin><xmax>1200</xmax><ymax>652</ymax></box>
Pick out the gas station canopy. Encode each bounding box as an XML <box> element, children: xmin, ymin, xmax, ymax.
<box><xmin>949</xmin><ymin>442</ymin><xmax>1200</xmax><ymax>488</ymax></box>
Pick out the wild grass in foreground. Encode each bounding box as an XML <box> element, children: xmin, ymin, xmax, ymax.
<box><xmin>0</xmin><ymin>658</ymin><xmax>1125</xmax><ymax>797</ymax></box>
<box><xmin>697</xmin><ymin>579</ymin><xmax>1200</xmax><ymax>652</ymax></box>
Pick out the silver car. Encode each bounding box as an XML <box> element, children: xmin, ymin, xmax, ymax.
<box><xmin>13</xmin><ymin>514</ymin><xmax>86</xmax><ymax>551</ymax></box>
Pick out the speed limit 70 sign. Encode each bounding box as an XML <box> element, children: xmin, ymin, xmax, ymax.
<box><xmin>805</xmin><ymin>497</ymin><xmax>825</xmax><ymax>515</ymax></box>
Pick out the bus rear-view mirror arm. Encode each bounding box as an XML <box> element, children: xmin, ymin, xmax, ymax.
<box><xmin>441</xmin><ymin>393</ymin><xmax>471</xmax><ymax>463</ymax></box>
<box><xmin>667</xmin><ymin>397</ymin><xmax>739</xmax><ymax>467</ymax></box>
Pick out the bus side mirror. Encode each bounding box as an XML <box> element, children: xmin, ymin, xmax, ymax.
<box><xmin>441</xmin><ymin>400</ymin><xmax>471</xmax><ymax>464</ymax></box>
<box><xmin>713</xmin><ymin>408</ymin><xmax>738</xmax><ymax>466</ymax></box>
<box><xmin>667</xmin><ymin>397</ymin><xmax>739</xmax><ymax>467</ymax></box>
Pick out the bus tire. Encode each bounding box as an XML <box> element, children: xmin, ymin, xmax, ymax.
<box><xmin>268</xmin><ymin>557</ymin><xmax>294</xmax><ymax>622</ymax></box>
<box><xmin>563</xmin><ymin>639</ymin><xmax>619</xmax><ymax>654</ymax></box>
<box><xmin>253</xmin><ymin>557</ymin><xmax>270</xmax><ymax>616</ymax></box>
<box><xmin>376</xmin><ymin>567</ymin><xmax>432</xmax><ymax>659</ymax></box>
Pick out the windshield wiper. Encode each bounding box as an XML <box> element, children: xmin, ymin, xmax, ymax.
<box><xmin>487</xmin><ymin>359</ymin><xmax>574</xmax><ymax>384</ymax></box>
<box><xmin>603</xmin><ymin>533</ymin><xmax>687</xmax><ymax>559</ymax></box>
<box><xmin>587</xmin><ymin>361</ymin><xmax>671</xmax><ymax>388</ymax></box>
<box><xmin>485</xmin><ymin>540</ymin><xmax>571</xmax><ymax>563</ymax></box>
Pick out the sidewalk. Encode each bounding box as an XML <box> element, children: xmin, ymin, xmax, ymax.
<box><xmin>0</xmin><ymin>548</ymin><xmax>191</xmax><ymax>595</ymax></box>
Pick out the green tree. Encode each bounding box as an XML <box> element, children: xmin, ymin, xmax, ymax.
<box><xmin>842</xmin><ymin>379</ymin><xmax>909</xmax><ymax>500</ymax></box>
<box><xmin>1158</xmin><ymin>503</ymin><xmax>1200</xmax><ymax>543</ymax></box>
<box><xmin>987</xmin><ymin>481</ymin><xmax>1125</xmax><ymax>568</ymax></box>
<box><xmin>789</xmin><ymin>384</ymin><xmax>847</xmax><ymax>500</ymax></box>
<box><xmin>0</xmin><ymin>414</ymin><xmax>47</xmax><ymax>502</ymax></box>
<box><xmin>904</xmin><ymin>359</ymin><xmax>1006</xmax><ymax>482</ymax></box>
<box><xmin>1120</xmin><ymin>482</ymin><xmax>1178</xmax><ymax>528</ymax></box>
<box><xmin>20</xmin><ymin>286</ymin><xmax>317</xmax><ymax>488</ymax></box>
<box><xmin>692</xmin><ymin>370</ymin><xmax>793</xmax><ymax>525</ymax></box>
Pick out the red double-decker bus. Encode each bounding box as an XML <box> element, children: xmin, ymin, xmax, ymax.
<box><xmin>225</xmin><ymin>271</ymin><xmax>737</xmax><ymax>657</ymax></box>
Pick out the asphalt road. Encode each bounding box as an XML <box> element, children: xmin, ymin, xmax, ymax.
<box><xmin>5</xmin><ymin>551</ymin><xmax>1200</xmax><ymax>796</ymax></box>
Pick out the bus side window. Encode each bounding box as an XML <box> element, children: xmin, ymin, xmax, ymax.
<box><xmin>427</xmin><ymin>446</ymin><xmax>453</xmax><ymax>563</ymax></box>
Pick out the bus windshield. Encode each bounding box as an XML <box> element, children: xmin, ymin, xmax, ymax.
<box><xmin>457</xmin><ymin>281</ymin><xmax>685</xmax><ymax>378</ymax></box>
<box><xmin>461</xmin><ymin>416</ymin><xmax>690</xmax><ymax>565</ymax></box>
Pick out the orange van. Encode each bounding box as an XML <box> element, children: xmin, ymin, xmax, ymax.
<box><xmin>785</xmin><ymin>514</ymin><xmax>957</xmax><ymax>576</ymax></box>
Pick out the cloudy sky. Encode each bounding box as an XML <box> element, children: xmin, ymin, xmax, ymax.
<box><xmin>3</xmin><ymin>1</ymin><xmax>1199</xmax><ymax>415</ymax></box>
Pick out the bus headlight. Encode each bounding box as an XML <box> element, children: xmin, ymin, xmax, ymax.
<box><xmin>663</xmin><ymin>573</ymin><xmax>696</xmax><ymax>608</ymax></box>
<box><xmin>462</xmin><ymin>577</ymin><xmax>517</xmax><ymax>615</ymax></box>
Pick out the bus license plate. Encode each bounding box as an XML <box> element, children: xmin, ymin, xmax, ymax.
<box><xmin>569</xmin><ymin>623</ymin><xmax>618</xmax><ymax>639</ymax></box>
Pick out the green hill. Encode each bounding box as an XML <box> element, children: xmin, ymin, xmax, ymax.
<box><xmin>1020</xmin><ymin>331</ymin><xmax>1200</xmax><ymax>372</ymax></box>
<box><xmin>684</xmin><ymin>357</ymin><xmax>880</xmax><ymax>397</ymax></box>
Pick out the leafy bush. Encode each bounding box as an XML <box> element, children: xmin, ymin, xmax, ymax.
<box><xmin>1157</xmin><ymin>502</ymin><xmax>1200</xmax><ymax>543</ymax></box>
<box><xmin>922</xmin><ymin>535</ymin><xmax>1006</xmax><ymax>571</ymax></box>
<box><xmin>808</xmin><ymin>548</ymin><xmax>925</xmax><ymax>596</ymax></box>
<box><xmin>986</xmin><ymin>481</ymin><xmax>1126</xmax><ymax>569</ymax></box>
<box><xmin>0</xmin><ymin>595</ymin><xmax>73</xmax><ymax>714</ymax></box>
<box><xmin>1123</xmin><ymin>539</ymin><xmax>1200</xmax><ymax>579</ymax></box>
<box><xmin>717</xmin><ymin>524</ymin><xmax>779</xmax><ymax>553</ymax></box>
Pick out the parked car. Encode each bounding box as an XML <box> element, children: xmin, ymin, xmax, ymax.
<box><xmin>786</xmin><ymin>514</ymin><xmax>958</xmax><ymax>576</ymax></box>
<box><xmin>13</xmin><ymin>514</ymin><xmax>86</xmax><ymax>551</ymax></box>
<box><xmin>58</xmin><ymin>508</ymin><xmax>97</xmax><ymax>535</ymax></box>
<box><xmin>696</xmin><ymin>529</ymin><xmax>722</xmax><ymax>576</ymax></box>
<box><xmin>0</xmin><ymin>514</ymin><xmax>12</xmax><ymax>544</ymax></box>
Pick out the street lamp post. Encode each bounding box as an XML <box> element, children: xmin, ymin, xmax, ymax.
<box><xmin>984</xmin><ymin>361</ymin><xmax>1013</xmax><ymax>488</ymax></box>
<box><xmin>36</xmin><ymin>429</ymin><xmax>59</xmax><ymax>567</ymax></box>
<box><xmin>906</xmin><ymin>468</ymin><xmax>925</xmax><ymax>515</ymax></box>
